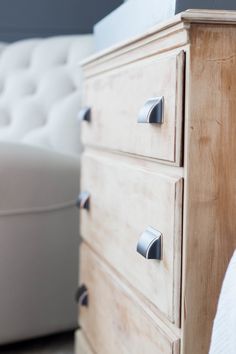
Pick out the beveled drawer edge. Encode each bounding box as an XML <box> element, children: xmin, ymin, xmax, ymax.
<box><xmin>82</xmin><ymin>50</ymin><xmax>186</xmax><ymax>167</ymax></box>
<box><xmin>80</xmin><ymin>9</ymin><xmax>236</xmax><ymax>74</ymax></box>
<box><xmin>83</xmin><ymin>144</ymin><xmax>186</xmax><ymax>169</ymax></box>
<box><xmin>173</xmin><ymin>177</ymin><xmax>184</xmax><ymax>327</ymax></box>
<box><xmin>82</xmin><ymin>148</ymin><xmax>184</xmax><ymax>181</ymax></box>
<box><xmin>81</xmin><ymin>25</ymin><xmax>189</xmax><ymax>79</ymax></box>
<box><xmin>81</xmin><ymin>242</ymin><xmax>181</xmax><ymax>345</ymax></box>
<box><xmin>174</xmin><ymin>49</ymin><xmax>185</xmax><ymax>166</ymax></box>
<box><xmin>80</xmin><ymin>16</ymin><xmax>186</xmax><ymax>68</ymax></box>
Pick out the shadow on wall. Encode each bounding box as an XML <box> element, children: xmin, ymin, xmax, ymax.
<box><xmin>0</xmin><ymin>0</ymin><xmax>123</xmax><ymax>42</ymax></box>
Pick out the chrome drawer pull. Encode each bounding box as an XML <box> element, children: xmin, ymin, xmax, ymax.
<box><xmin>137</xmin><ymin>96</ymin><xmax>164</xmax><ymax>124</ymax></box>
<box><xmin>137</xmin><ymin>227</ymin><xmax>162</xmax><ymax>260</ymax></box>
<box><xmin>76</xmin><ymin>191</ymin><xmax>90</xmax><ymax>210</ymax></box>
<box><xmin>78</xmin><ymin>106</ymin><xmax>91</xmax><ymax>122</ymax></box>
<box><xmin>75</xmin><ymin>284</ymin><xmax>89</xmax><ymax>307</ymax></box>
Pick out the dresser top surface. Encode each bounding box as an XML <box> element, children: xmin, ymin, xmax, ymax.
<box><xmin>81</xmin><ymin>9</ymin><xmax>236</xmax><ymax>68</ymax></box>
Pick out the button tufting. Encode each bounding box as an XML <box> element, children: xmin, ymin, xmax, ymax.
<box><xmin>0</xmin><ymin>81</ymin><xmax>4</xmax><ymax>94</ymax></box>
<box><xmin>0</xmin><ymin>36</ymin><xmax>93</xmax><ymax>151</ymax></box>
<box><xmin>0</xmin><ymin>109</ymin><xmax>11</xmax><ymax>126</ymax></box>
<box><xmin>59</xmin><ymin>57</ymin><xmax>67</xmax><ymax>65</ymax></box>
<box><xmin>41</xmin><ymin>117</ymin><xmax>47</xmax><ymax>126</ymax></box>
<box><xmin>29</xmin><ymin>86</ymin><xmax>36</xmax><ymax>95</ymax></box>
<box><xmin>27</xmin><ymin>82</ymin><xmax>36</xmax><ymax>95</ymax></box>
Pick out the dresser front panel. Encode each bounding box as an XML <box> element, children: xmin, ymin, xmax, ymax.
<box><xmin>79</xmin><ymin>244</ymin><xmax>180</xmax><ymax>354</ymax></box>
<box><xmin>80</xmin><ymin>151</ymin><xmax>183</xmax><ymax>324</ymax></box>
<box><xmin>81</xmin><ymin>51</ymin><xmax>185</xmax><ymax>165</ymax></box>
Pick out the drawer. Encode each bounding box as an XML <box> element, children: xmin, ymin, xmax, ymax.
<box><xmin>81</xmin><ymin>50</ymin><xmax>184</xmax><ymax>165</ymax></box>
<box><xmin>79</xmin><ymin>244</ymin><xmax>180</xmax><ymax>354</ymax></box>
<box><xmin>80</xmin><ymin>151</ymin><xmax>183</xmax><ymax>324</ymax></box>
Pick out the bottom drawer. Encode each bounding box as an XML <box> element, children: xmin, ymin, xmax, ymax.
<box><xmin>79</xmin><ymin>244</ymin><xmax>180</xmax><ymax>354</ymax></box>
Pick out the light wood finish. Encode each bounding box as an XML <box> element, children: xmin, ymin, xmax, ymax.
<box><xmin>81</xmin><ymin>10</ymin><xmax>236</xmax><ymax>79</ymax></box>
<box><xmin>81</xmin><ymin>24</ymin><xmax>189</xmax><ymax>79</ymax></box>
<box><xmin>77</xmin><ymin>10</ymin><xmax>236</xmax><ymax>354</ymax></box>
<box><xmin>79</xmin><ymin>244</ymin><xmax>180</xmax><ymax>354</ymax></box>
<box><xmin>181</xmin><ymin>23</ymin><xmax>236</xmax><ymax>353</ymax></box>
<box><xmin>182</xmin><ymin>8</ymin><xmax>236</xmax><ymax>23</ymax></box>
<box><xmin>80</xmin><ymin>149</ymin><xmax>183</xmax><ymax>324</ymax></box>
<box><xmin>75</xmin><ymin>331</ymin><xmax>94</xmax><ymax>354</ymax></box>
<box><xmin>82</xmin><ymin>50</ymin><xmax>184</xmax><ymax>165</ymax></box>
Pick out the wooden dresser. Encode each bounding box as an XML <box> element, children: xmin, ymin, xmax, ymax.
<box><xmin>76</xmin><ymin>10</ymin><xmax>236</xmax><ymax>354</ymax></box>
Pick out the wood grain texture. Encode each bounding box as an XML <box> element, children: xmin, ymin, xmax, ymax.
<box><xmin>79</xmin><ymin>244</ymin><xmax>180</xmax><ymax>354</ymax></box>
<box><xmin>182</xmin><ymin>9</ymin><xmax>236</xmax><ymax>24</ymax></box>
<box><xmin>80</xmin><ymin>150</ymin><xmax>183</xmax><ymax>324</ymax></box>
<box><xmin>79</xmin><ymin>11</ymin><xmax>236</xmax><ymax>354</ymax></box>
<box><xmin>75</xmin><ymin>330</ymin><xmax>94</xmax><ymax>354</ymax></box>
<box><xmin>182</xmin><ymin>23</ymin><xmax>236</xmax><ymax>354</ymax></box>
<box><xmin>81</xmin><ymin>10</ymin><xmax>236</xmax><ymax>75</ymax></box>
<box><xmin>81</xmin><ymin>23</ymin><xmax>188</xmax><ymax>78</ymax></box>
<box><xmin>82</xmin><ymin>51</ymin><xmax>185</xmax><ymax>165</ymax></box>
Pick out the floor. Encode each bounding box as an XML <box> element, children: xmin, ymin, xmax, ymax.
<box><xmin>0</xmin><ymin>331</ymin><xmax>74</xmax><ymax>354</ymax></box>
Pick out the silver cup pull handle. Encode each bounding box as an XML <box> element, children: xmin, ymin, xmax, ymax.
<box><xmin>78</xmin><ymin>106</ymin><xmax>91</xmax><ymax>122</ymax></box>
<box><xmin>75</xmin><ymin>284</ymin><xmax>89</xmax><ymax>307</ymax></box>
<box><xmin>137</xmin><ymin>97</ymin><xmax>164</xmax><ymax>124</ymax></box>
<box><xmin>137</xmin><ymin>227</ymin><xmax>162</xmax><ymax>260</ymax></box>
<box><xmin>76</xmin><ymin>191</ymin><xmax>90</xmax><ymax>210</ymax></box>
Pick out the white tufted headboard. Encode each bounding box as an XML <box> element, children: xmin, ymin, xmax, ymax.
<box><xmin>0</xmin><ymin>35</ymin><xmax>93</xmax><ymax>155</ymax></box>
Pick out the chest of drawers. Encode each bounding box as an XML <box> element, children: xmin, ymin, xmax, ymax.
<box><xmin>76</xmin><ymin>9</ymin><xmax>236</xmax><ymax>354</ymax></box>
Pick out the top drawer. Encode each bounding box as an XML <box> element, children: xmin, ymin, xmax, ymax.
<box><xmin>81</xmin><ymin>50</ymin><xmax>185</xmax><ymax>165</ymax></box>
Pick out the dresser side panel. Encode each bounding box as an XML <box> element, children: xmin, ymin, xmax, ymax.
<box><xmin>182</xmin><ymin>23</ymin><xmax>236</xmax><ymax>354</ymax></box>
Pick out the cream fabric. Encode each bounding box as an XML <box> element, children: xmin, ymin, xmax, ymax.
<box><xmin>0</xmin><ymin>142</ymin><xmax>80</xmax><ymax>344</ymax></box>
<box><xmin>0</xmin><ymin>35</ymin><xmax>94</xmax><ymax>154</ymax></box>
<box><xmin>209</xmin><ymin>250</ymin><xmax>236</xmax><ymax>354</ymax></box>
<box><xmin>0</xmin><ymin>36</ymin><xmax>93</xmax><ymax>344</ymax></box>
<box><xmin>0</xmin><ymin>142</ymin><xmax>80</xmax><ymax>213</ymax></box>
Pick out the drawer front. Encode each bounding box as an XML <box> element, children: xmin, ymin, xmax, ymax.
<box><xmin>80</xmin><ymin>151</ymin><xmax>183</xmax><ymax>324</ymax></box>
<box><xmin>81</xmin><ymin>51</ymin><xmax>184</xmax><ymax>165</ymax></box>
<box><xmin>79</xmin><ymin>244</ymin><xmax>180</xmax><ymax>354</ymax></box>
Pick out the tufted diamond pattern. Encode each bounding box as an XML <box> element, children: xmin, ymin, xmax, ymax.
<box><xmin>0</xmin><ymin>35</ymin><xmax>93</xmax><ymax>154</ymax></box>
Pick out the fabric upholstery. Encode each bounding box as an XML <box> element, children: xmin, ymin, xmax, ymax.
<box><xmin>0</xmin><ymin>35</ymin><xmax>93</xmax><ymax>155</ymax></box>
<box><xmin>209</xmin><ymin>250</ymin><xmax>236</xmax><ymax>354</ymax></box>
<box><xmin>0</xmin><ymin>35</ymin><xmax>93</xmax><ymax>344</ymax></box>
<box><xmin>0</xmin><ymin>142</ymin><xmax>80</xmax><ymax>344</ymax></box>
<box><xmin>0</xmin><ymin>142</ymin><xmax>80</xmax><ymax>213</ymax></box>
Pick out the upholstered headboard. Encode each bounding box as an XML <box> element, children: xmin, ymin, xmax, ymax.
<box><xmin>0</xmin><ymin>35</ymin><xmax>93</xmax><ymax>155</ymax></box>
